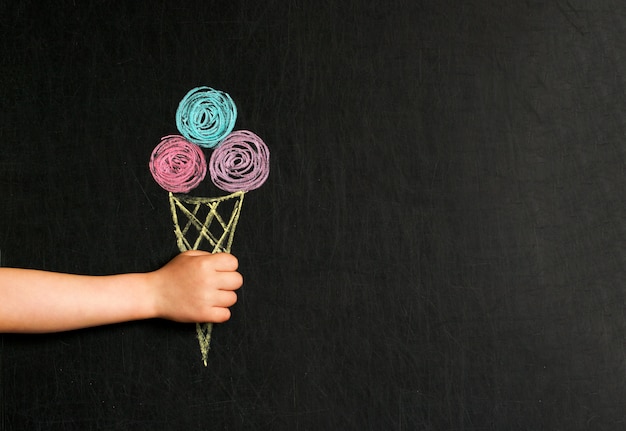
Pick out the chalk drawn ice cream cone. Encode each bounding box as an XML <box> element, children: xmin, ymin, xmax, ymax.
<box><xmin>167</xmin><ymin>190</ymin><xmax>246</xmax><ymax>366</ymax></box>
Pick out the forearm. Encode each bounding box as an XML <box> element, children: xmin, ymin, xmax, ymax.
<box><xmin>0</xmin><ymin>268</ymin><xmax>156</xmax><ymax>333</ymax></box>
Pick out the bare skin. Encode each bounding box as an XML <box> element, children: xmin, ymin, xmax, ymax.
<box><xmin>0</xmin><ymin>250</ymin><xmax>242</xmax><ymax>333</ymax></box>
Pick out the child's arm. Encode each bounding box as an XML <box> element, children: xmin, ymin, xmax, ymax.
<box><xmin>0</xmin><ymin>250</ymin><xmax>242</xmax><ymax>333</ymax></box>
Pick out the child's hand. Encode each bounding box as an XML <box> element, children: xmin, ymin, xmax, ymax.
<box><xmin>148</xmin><ymin>251</ymin><xmax>243</xmax><ymax>323</ymax></box>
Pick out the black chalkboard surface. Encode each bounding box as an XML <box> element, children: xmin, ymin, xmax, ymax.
<box><xmin>1</xmin><ymin>1</ymin><xmax>624</xmax><ymax>430</ymax></box>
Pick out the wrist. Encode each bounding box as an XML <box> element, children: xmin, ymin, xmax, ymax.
<box><xmin>126</xmin><ymin>272</ymin><xmax>161</xmax><ymax>321</ymax></box>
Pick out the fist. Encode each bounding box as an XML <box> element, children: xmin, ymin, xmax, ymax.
<box><xmin>151</xmin><ymin>251</ymin><xmax>243</xmax><ymax>323</ymax></box>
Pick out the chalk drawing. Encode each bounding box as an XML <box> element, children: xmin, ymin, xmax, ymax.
<box><xmin>209</xmin><ymin>130</ymin><xmax>270</xmax><ymax>193</ymax></box>
<box><xmin>149</xmin><ymin>135</ymin><xmax>207</xmax><ymax>193</ymax></box>
<box><xmin>149</xmin><ymin>87</ymin><xmax>270</xmax><ymax>366</ymax></box>
<box><xmin>176</xmin><ymin>86</ymin><xmax>237</xmax><ymax>149</ymax></box>
<box><xmin>169</xmin><ymin>191</ymin><xmax>245</xmax><ymax>366</ymax></box>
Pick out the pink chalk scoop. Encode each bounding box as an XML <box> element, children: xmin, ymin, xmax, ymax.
<box><xmin>149</xmin><ymin>135</ymin><xmax>207</xmax><ymax>193</ymax></box>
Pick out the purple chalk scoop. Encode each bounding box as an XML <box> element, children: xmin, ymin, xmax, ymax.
<box><xmin>209</xmin><ymin>130</ymin><xmax>270</xmax><ymax>193</ymax></box>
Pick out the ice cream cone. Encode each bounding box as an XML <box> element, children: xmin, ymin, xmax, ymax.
<box><xmin>150</xmin><ymin>88</ymin><xmax>270</xmax><ymax>367</ymax></box>
<box><xmin>168</xmin><ymin>190</ymin><xmax>246</xmax><ymax>365</ymax></box>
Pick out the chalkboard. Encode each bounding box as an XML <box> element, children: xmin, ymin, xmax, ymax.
<box><xmin>1</xmin><ymin>1</ymin><xmax>624</xmax><ymax>430</ymax></box>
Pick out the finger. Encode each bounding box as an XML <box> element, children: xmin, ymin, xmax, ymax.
<box><xmin>209</xmin><ymin>307</ymin><xmax>231</xmax><ymax>323</ymax></box>
<box><xmin>214</xmin><ymin>290</ymin><xmax>238</xmax><ymax>308</ymax></box>
<box><xmin>215</xmin><ymin>271</ymin><xmax>243</xmax><ymax>290</ymax></box>
<box><xmin>211</xmin><ymin>253</ymin><xmax>239</xmax><ymax>271</ymax></box>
